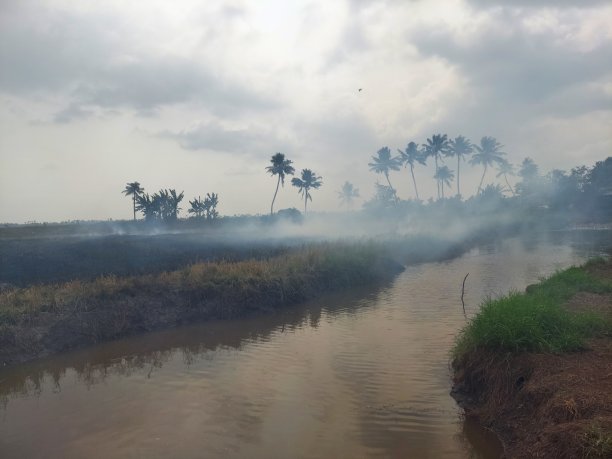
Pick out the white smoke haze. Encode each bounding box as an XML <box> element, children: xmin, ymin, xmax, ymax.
<box><xmin>0</xmin><ymin>0</ymin><xmax>610</xmax><ymax>223</ymax></box>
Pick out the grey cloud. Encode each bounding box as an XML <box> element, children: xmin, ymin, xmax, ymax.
<box><xmin>0</xmin><ymin>3</ymin><xmax>279</xmax><ymax>117</ymax></box>
<box><xmin>40</xmin><ymin>162</ymin><xmax>58</xmax><ymax>172</ymax></box>
<box><xmin>544</xmin><ymin>79</ymin><xmax>612</xmax><ymax>117</ymax></box>
<box><xmin>159</xmin><ymin>122</ymin><xmax>291</xmax><ymax>156</ymax></box>
<box><xmin>411</xmin><ymin>22</ymin><xmax>612</xmax><ymax>112</ymax></box>
<box><xmin>0</xmin><ymin>5</ymin><xmax>118</xmax><ymax>93</ymax></box>
<box><xmin>220</xmin><ymin>5</ymin><xmax>247</xmax><ymax>19</ymax></box>
<box><xmin>323</xmin><ymin>20</ymin><xmax>371</xmax><ymax>71</ymax></box>
<box><xmin>346</xmin><ymin>0</ymin><xmax>418</xmax><ymax>12</ymax></box>
<box><xmin>466</xmin><ymin>0</ymin><xmax>610</xmax><ymax>8</ymax></box>
<box><xmin>406</xmin><ymin>10</ymin><xmax>612</xmax><ymax>167</ymax></box>
<box><xmin>293</xmin><ymin>112</ymin><xmax>379</xmax><ymax>161</ymax></box>
<box><xmin>75</xmin><ymin>56</ymin><xmax>278</xmax><ymax>115</ymax></box>
<box><xmin>52</xmin><ymin>103</ymin><xmax>94</xmax><ymax>124</ymax></box>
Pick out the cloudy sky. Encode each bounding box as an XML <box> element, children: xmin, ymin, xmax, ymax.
<box><xmin>0</xmin><ymin>0</ymin><xmax>610</xmax><ymax>223</ymax></box>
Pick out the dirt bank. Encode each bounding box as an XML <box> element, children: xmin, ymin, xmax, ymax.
<box><xmin>452</xmin><ymin>262</ymin><xmax>612</xmax><ymax>458</ymax></box>
<box><xmin>0</xmin><ymin>244</ymin><xmax>404</xmax><ymax>367</ymax></box>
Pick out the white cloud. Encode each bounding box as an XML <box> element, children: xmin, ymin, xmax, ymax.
<box><xmin>0</xmin><ymin>0</ymin><xmax>610</xmax><ymax>222</ymax></box>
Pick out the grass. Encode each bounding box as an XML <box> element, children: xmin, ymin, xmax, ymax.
<box><xmin>0</xmin><ymin>241</ymin><xmax>396</xmax><ymax>323</ymax></box>
<box><xmin>0</xmin><ymin>241</ymin><xmax>404</xmax><ymax>363</ymax></box>
<box><xmin>582</xmin><ymin>423</ymin><xmax>612</xmax><ymax>459</ymax></box>
<box><xmin>453</xmin><ymin>258</ymin><xmax>612</xmax><ymax>358</ymax></box>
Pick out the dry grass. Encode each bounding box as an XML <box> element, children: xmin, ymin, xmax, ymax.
<box><xmin>0</xmin><ymin>243</ymin><xmax>400</xmax><ymax>326</ymax></box>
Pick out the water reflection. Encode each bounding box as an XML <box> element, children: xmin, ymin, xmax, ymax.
<box><xmin>0</xmin><ymin>284</ymin><xmax>387</xmax><ymax>407</ymax></box>
<box><xmin>0</xmin><ymin>230</ymin><xmax>609</xmax><ymax>459</ymax></box>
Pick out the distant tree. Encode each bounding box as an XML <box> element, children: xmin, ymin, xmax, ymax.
<box><xmin>397</xmin><ymin>141</ymin><xmax>426</xmax><ymax>200</ymax></box>
<box><xmin>586</xmin><ymin>157</ymin><xmax>612</xmax><ymax>196</ymax></box>
<box><xmin>135</xmin><ymin>193</ymin><xmax>158</xmax><ymax>221</ymax></box>
<box><xmin>496</xmin><ymin>160</ymin><xmax>516</xmax><ymax>196</ymax></box>
<box><xmin>337</xmin><ymin>181</ymin><xmax>360</xmax><ymax>208</ymax></box>
<box><xmin>122</xmin><ymin>182</ymin><xmax>144</xmax><ymax>221</ymax></box>
<box><xmin>422</xmin><ymin>134</ymin><xmax>450</xmax><ymax>199</ymax></box>
<box><xmin>266</xmin><ymin>153</ymin><xmax>295</xmax><ymax>215</ymax></box>
<box><xmin>515</xmin><ymin>157</ymin><xmax>541</xmax><ymax>199</ymax></box>
<box><xmin>433</xmin><ymin>165</ymin><xmax>454</xmax><ymax>199</ymax></box>
<box><xmin>368</xmin><ymin>147</ymin><xmax>401</xmax><ymax>200</ymax></box>
<box><xmin>188</xmin><ymin>196</ymin><xmax>205</xmax><ymax>218</ymax></box>
<box><xmin>546</xmin><ymin>158</ymin><xmax>612</xmax><ymax>216</ymax></box>
<box><xmin>276</xmin><ymin>207</ymin><xmax>303</xmax><ymax>223</ymax></box>
<box><xmin>157</xmin><ymin>190</ymin><xmax>170</xmax><ymax>220</ymax></box>
<box><xmin>519</xmin><ymin>157</ymin><xmax>539</xmax><ymax>182</ymax></box>
<box><xmin>204</xmin><ymin>192</ymin><xmax>219</xmax><ymax>219</ymax></box>
<box><xmin>136</xmin><ymin>189</ymin><xmax>183</xmax><ymax>221</ymax></box>
<box><xmin>291</xmin><ymin>169</ymin><xmax>323</xmax><ymax>213</ymax></box>
<box><xmin>474</xmin><ymin>184</ymin><xmax>507</xmax><ymax>210</ymax></box>
<box><xmin>363</xmin><ymin>182</ymin><xmax>397</xmax><ymax>212</ymax></box>
<box><xmin>447</xmin><ymin>136</ymin><xmax>473</xmax><ymax>198</ymax></box>
<box><xmin>159</xmin><ymin>189</ymin><xmax>184</xmax><ymax>221</ymax></box>
<box><xmin>470</xmin><ymin>136</ymin><xmax>506</xmax><ymax>194</ymax></box>
<box><xmin>479</xmin><ymin>184</ymin><xmax>506</xmax><ymax>200</ymax></box>
<box><xmin>570</xmin><ymin>165</ymin><xmax>589</xmax><ymax>193</ymax></box>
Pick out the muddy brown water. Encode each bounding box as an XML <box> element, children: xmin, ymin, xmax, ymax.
<box><xmin>1</xmin><ymin>231</ymin><xmax>610</xmax><ymax>458</ymax></box>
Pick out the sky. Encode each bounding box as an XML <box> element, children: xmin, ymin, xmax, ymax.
<box><xmin>0</xmin><ymin>0</ymin><xmax>610</xmax><ymax>223</ymax></box>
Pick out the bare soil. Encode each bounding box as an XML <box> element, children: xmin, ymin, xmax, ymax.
<box><xmin>452</xmin><ymin>263</ymin><xmax>612</xmax><ymax>458</ymax></box>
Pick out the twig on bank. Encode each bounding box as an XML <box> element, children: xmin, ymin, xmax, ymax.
<box><xmin>461</xmin><ymin>273</ymin><xmax>469</xmax><ymax>319</ymax></box>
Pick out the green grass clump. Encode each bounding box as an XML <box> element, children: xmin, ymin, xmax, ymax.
<box><xmin>453</xmin><ymin>259</ymin><xmax>612</xmax><ymax>358</ymax></box>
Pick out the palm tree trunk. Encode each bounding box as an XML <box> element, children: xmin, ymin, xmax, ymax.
<box><xmin>504</xmin><ymin>174</ymin><xmax>515</xmax><ymax>196</ymax></box>
<box><xmin>132</xmin><ymin>194</ymin><xmax>136</xmax><ymax>221</ymax></box>
<box><xmin>478</xmin><ymin>165</ymin><xmax>487</xmax><ymax>193</ymax></box>
<box><xmin>304</xmin><ymin>193</ymin><xmax>308</xmax><ymax>213</ymax></box>
<box><xmin>435</xmin><ymin>156</ymin><xmax>440</xmax><ymax>199</ymax></box>
<box><xmin>457</xmin><ymin>156</ymin><xmax>461</xmax><ymax>197</ymax></box>
<box><xmin>441</xmin><ymin>181</ymin><xmax>445</xmax><ymax>199</ymax></box>
<box><xmin>271</xmin><ymin>175</ymin><xmax>281</xmax><ymax>215</ymax></box>
<box><xmin>385</xmin><ymin>172</ymin><xmax>397</xmax><ymax>202</ymax></box>
<box><xmin>410</xmin><ymin>164</ymin><xmax>419</xmax><ymax>200</ymax></box>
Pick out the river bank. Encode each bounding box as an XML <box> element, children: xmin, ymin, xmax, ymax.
<box><xmin>452</xmin><ymin>259</ymin><xmax>612</xmax><ymax>458</ymax></box>
<box><xmin>0</xmin><ymin>242</ymin><xmax>406</xmax><ymax>367</ymax></box>
<box><xmin>2</xmin><ymin>231</ymin><xmax>607</xmax><ymax>458</ymax></box>
<box><xmin>0</xmin><ymin>217</ymin><xmax>526</xmax><ymax>367</ymax></box>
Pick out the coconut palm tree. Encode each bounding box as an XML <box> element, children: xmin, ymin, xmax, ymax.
<box><xmin>159</xmin><ymin>189</ymin><xmax>184</xmax><ymax>221</ymax></box>
<box><xmin>433</xmin><ymin>166</ymin><xmax>454</xmax><ymax>199</ymax></box>
<box><xmin>397</xmin><ymin>142</ymin><xmax>426</xmax><ymax>200</ymax></box>
<box><xmin>365</xmin><ymin>182</ymin><xmax>397</xmax><ymax>210</ymax></box>
<box><xmin>188</xmin><ymin>196</ymin><xmax>205</xmax><ymax>218</ymax></box>
<box><xmin>470</xmin><ymin>136</ymin><xmax>506</xmax><ymax>194</ymax></box>
<box><xmin>422</xmin><ymin>134</ymin><xmax>449</xmax><ymax>199</ymax></box>
<box><xmin>447</xmin><ymin>136</ymin><xmax>473</xmax><ymax>198</ymax></box>
<box><xmin>496</xmin><ymin>160</ymin><xmax>515</xmax><ymax>196</ymax></box>
<box><xmin>204</xmin><ymin>192</ymin><xmax>219</xmax><ymax>219</ymax></box>
<box><xmin>368</xmin><ymin>147</ymin><xmax>401</xmax><ymax>199</ymax></box>
<box><xmin>337</xmin><ymin>181</ymin><xmax>360</xmax><ymax>208</ymax></box>
<box><xmin>135</xmin><ymin>192</ymin><xmax>158</xmax><ymax>221</ymax></box>
<box><xmin>291</xmin><ymin>169</ymin><xmax>323</xmax><ymax>213</ymax></box>
<box><xmin>519</xmin><ymin>157</ymin><xmax>539</xmax><ymax>182</ymax></box>
<box><xmin>122</xmin><ymin>182</ymin><xmax>144</xmax><ymax>221</ymax></box>
<box><xmin>266</xmin><ymin>153</ymin><xmax>295</xmax><ymax>215</ymax></box>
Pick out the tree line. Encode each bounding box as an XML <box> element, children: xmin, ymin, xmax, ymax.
<box><xmin>363</xmin><ymin>134</ymin><xmax>611</xmax><ymax>216</ymax></box>
<box><xmin>122</xmin><ymin>134</ymin><xmax>610</xmax><ymax>220</ymax></box>
<box><xmin>122</xmin><ymin>184</ymin><xmax>219</xmax><ymax>222</ymax></box>
<box><xmin>368</xmin><ymin>134</ymin><xmax>508</xmax><ymax>201</ymax></box>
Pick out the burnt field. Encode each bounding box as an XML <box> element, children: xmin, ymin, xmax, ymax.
<box><xmin>0</xmin><ymin>231</ymin><xmax>299</xmax><ymax>288</ymax></box>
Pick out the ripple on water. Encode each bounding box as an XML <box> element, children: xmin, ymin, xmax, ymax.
<box><xmin>1</xmin><ymin>231</ymin><xmax>608</xmax><ymax>458</ymax></box>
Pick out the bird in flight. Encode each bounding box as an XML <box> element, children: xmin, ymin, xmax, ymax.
<box><xmin>358</xmin><ymin>88</ymin><xmax>362</xmax><ymax>92</ymax></box>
